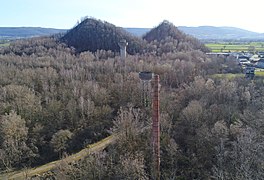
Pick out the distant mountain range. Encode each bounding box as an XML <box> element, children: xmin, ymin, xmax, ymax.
<box><xmin>126</xmin><ymin>26</ymin><xmax>264</xmax><ymax>40</ymax></box>
<box><xmin>179</xmin><ymin>26</ymin><xmax>264</xmax><ymax>40</ymax></box>
<box><xmin>1</xmin><ymin>26</ymin><xmax>264</xmax><ymax>40</ymax></box>
<box><xmin>0</xmin><ymin>27</ymin><xmax>67</xmax><ymax>39</ymax></box>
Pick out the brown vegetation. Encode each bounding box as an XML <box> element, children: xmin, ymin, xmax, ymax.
<box><xmin>0</xmin><ymin>20</ymin><xmax>263</xmax><ymax>179</ymax></box>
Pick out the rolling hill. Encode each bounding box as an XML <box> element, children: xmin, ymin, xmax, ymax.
<box><xmin>0</xmin><ymin>27</ymin><xmax>67</xmax><ymax>39</ymax></box>
<box><xmin>142</xmin><ymin>20</ymin><xmax>209</xmax><ymax>52</ymax></box>
<box><xmin>1</xmin><ymin>25</ymin><xmax>264</xmax><ymax>41</ymax></box>
<box><xmin>178</xmin><ymin>26</ymin><xmax>264</xmax><ymax>40</ymax></box>
<box><xmin>60</xmin><ymin>18</ymin><xmax>145</xmax><ymax>54</ymax></box>
<box><xmin>126</xmin><ymin>26</ymin><xmax>264</xmax><ymax>40</ymax></box>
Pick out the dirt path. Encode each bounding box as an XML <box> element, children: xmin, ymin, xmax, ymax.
<box><xmin>0</xmin><ymin>135</ymin><xmax>116</xmax><ymax>180</ymax></box>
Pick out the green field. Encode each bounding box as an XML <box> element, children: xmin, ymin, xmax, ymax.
<box><xmin>211</xmin><ymin>69</ymin><xmax>264</xmax><ymax>80</ymax></box>
<box><xmin>255</xmin><ymin>70</ymin><xmax>264</xmax><ymax>76</ymax></box>
<box><xmin>211</xmin><ymin>73</ymin><xmax>244</xmax><ymax>79</ymax></box>
<box><xmin>206</xmin><ymin>42</ymin><xmax>264</xmax><ymax>52</ymax></box>
<box><xmin>0</xmin><ymin>43</ymin><xmax>10</xmax><ymax>47</ymax></box>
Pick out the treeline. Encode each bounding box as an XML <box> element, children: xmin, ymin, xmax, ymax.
<box><xmin>0</xmin><ymin>33</ymin><xmax>263</xmax><ymax>179</ymax></box>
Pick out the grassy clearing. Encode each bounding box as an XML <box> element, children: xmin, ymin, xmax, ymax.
<box><xmin>211</xmin><ymin>73</ymin><xmax>244</xmax><ymax>79</ymax></box>
<box><xmin>255</xmin><ymin>70</ymin><xmax>264</xmax><ymax>76</ymax></box>
<box><xmin>0</xmin><ymin>43</ymin><xmax>10</xmax><ymax>47</ymax></box>
<box><xmin>211</xmin><ymin>70</ymin><xmax>264</xmax><ymax>80</ymax></box>
<box><xmin>206</xmin><ymin>42</ymin><xmax>264</xmax><ymax>52</ymax></box>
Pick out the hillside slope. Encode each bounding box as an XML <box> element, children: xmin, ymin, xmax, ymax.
<box><xmin>126</xmin><ymin>26</ymin><xmax>264</xmax><ymax>40</ymax></box>
<box><xmin>0</xmin><ymin>27</ymin><xmax>66</xmax><ymax>39</ymax></box>
<box><xmin>179</xmin><ymin>26</ymin><xmax>264</xmax><ymax>39</ymax></box>
<box><xmin>61</xmin><ymin>18</ymin><xmax>145</xmax><ymax>54</ymax></box>
<box><xmin>143</xmin><ymin>20</ymin><xmax>209</xmax><ymax>52</ymax></box>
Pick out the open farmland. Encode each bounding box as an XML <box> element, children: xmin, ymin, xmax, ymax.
<box><xmin>211</xmin><ymin>68</ymin><xmax>264</xmax><ymax>80</ymax></box>
<box><xmin>0</xmin><ymin>43</ymin><xmax>9</xmax><ymax>47</ymax></box>
<box><xmin>206</xmin><ymin>42</ymin><xmax>264</xmax><ymax>52</ymax></box>
<box><xmin>0</xmin><ymin>40</ymin><xmax>10</xmax><ymax>47</ymax></box>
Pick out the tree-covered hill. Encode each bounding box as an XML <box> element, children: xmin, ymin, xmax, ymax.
<box><xmin>61</xmin><ymin>18</ymin><xmax>145</xmax><ymax>54</ymax></box>
<box><xmin>60</xmin><ymin>19</ymin><xmax>209</xmax><ymax>55</ymax></box>
<box><xmin>143</xmin><ymin>20</ymin><xmax>184</xmax><ymax>42</ymax></box>
<box><xmin>143</xmin><ymin>20</ymin><xmax>209</xmax><ymax>53</ymax></box>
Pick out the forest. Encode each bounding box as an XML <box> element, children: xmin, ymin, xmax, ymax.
<box><xmin>0</xmin><ymin>18</ymin><xmax>263</xmax><ymax>179</ymax></box>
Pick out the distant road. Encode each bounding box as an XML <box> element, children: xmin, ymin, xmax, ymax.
<box><xmin>0</xmin><ymin>135</ymin><xmax>116</xmax><ymax>180</ymax></box>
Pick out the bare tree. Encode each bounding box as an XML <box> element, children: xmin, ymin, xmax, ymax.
<box><xmin>0</xmin><ymin>111</ymin><xmax>33</xmax><ymax>170</ymax></box>
<box><xmin>50</xmin><ymin>130</ymin><xmax>73</xmax><ymax>158</ymax></box>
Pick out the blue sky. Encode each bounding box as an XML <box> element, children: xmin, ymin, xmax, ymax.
<box><xmin>1</xmin><ymin>0</ymin><xmax>264</xmax><ymax>33</ymax></box>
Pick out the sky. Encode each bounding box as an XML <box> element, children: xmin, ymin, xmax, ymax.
<box><xmin>1</xmin><ymin>0</ymin><xmax>264</xmax><ymax>33</ymax></box>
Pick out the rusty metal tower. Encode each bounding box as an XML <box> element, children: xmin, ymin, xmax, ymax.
<box><xmin>139</xmin><ymin>72</ymin><xmax>160</xmax><ymax>180</ymax></box>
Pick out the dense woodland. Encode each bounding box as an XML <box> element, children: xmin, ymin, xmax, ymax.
<box><xmin>0</xmin><ymin>18</ymin><xmax>263</xmax><ymax>179</ymax></box>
